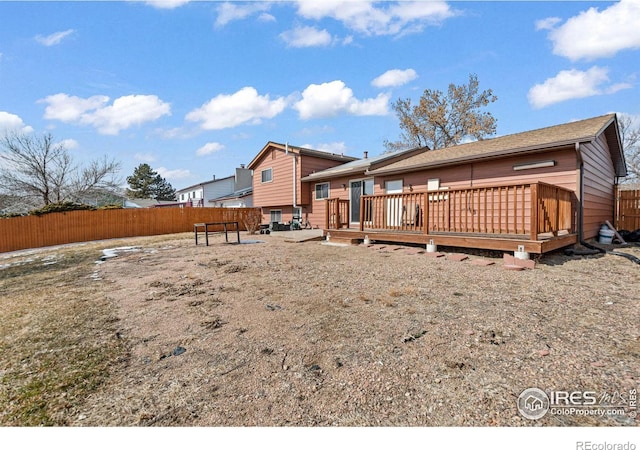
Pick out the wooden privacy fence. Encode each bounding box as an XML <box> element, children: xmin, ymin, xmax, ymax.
<box><xmin>615</xmin><ymin>188</ymin><xmax>640</xmax><ymax>231</ymax></box>
<box><xmin>0</xmin><ymin>207</ymin><xmax>259</xmax><ymax>253</ymax></box>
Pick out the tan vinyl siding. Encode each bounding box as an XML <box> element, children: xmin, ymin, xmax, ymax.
<box><xmin>580</xmin><ymin>135</ymin><xmax>616</xmax><ymax>239</ymax></box>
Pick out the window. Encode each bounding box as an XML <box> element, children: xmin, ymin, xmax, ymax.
<box><xmin>385</xmin><ymin>180</ymin><xmax>403</xmax><ymax>194</ymax></box>
<box><xmin>315</xmin><ymin>182</ymin><xmax>329</xmax><ymax>200</ymax></box>
<box><xmin>261</xmin><ymin>168</ymin><xmax>273</xmax><ymax>183</ymax></box>
<box><xmin>270</xmin><ymin>210</ymin><xmax>282</xmax><ymax>224</ymax></box>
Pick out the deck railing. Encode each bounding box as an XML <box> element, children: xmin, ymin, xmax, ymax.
<box><xmin>325</xmin><ymin>198</ymin><xmax>350</xmax><ymax>229</ymax></box>
<box><xmin>328</xmin><ymin>182</ymin><xmax>576</xmax><ymax>240</ymax></box>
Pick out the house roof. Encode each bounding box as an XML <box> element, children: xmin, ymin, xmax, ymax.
<box><xmin>208</xmin><ymin>186</ymin><xmax>253</xmax><ymax>202</ymax></box>
<box><xmin>367</xmin><ymin>114</ymin><xmax>626</xmax><ymax>177</ymax></box>
<box><xmin>124</xmin><ymin>198</ymin><xmax>181</xmax><ymax>208</ymax></box>
<box><xmin>300</xmin><ymin>146</ymin><xmax>425</xmax><ymax>182</ymax></box>
<box><xmin>176</xmin><ymin>175</ymin><xmax>234</xmax><ymax>193</ymax></box>
<box><xmin>247</xmin><ymin>141</ymin><xmax>357</xmax><ymax>170</ymax></box>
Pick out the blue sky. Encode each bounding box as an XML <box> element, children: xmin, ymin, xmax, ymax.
<box><xmin>0</xmin><ymin>0</ymin><xmax>639</xmax><ymax>191</ymax></box>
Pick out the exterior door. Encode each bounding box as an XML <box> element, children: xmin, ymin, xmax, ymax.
<box><xmin>350</xmin><ymin>179</ymin><xmax>373</xmax><ymax>225</ymax></box>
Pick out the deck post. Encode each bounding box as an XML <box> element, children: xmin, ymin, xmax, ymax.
<box><xmin>555</xmin><ymin>186</ymin><xmax>560</xmax><ymax>235</ymax></box>
<box><xmin>423</xmin><ymin>192</ymin><xmax>429</xmax><ymax>235</ymax></box>
<box><xmin>530</xmin><ymin>183</ymin><xmax>538</xmax><ymax>241</ymax></box>
<box><xmin>359</xmin><ymin>197</ymin><xmax>364</xmax><ymax>232</ymax></box>
<box><xmin>325</xmin><ymin>199</ymin><xmax>330</xmax><ymax>230</ymax></box>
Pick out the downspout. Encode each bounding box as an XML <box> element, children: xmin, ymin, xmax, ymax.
<box><xmin>574</xmin><ymin>142</ymin><xmax>585</xmax><ymax>243</ymax></box>
<box><xmin>286</xmin><ymin>142</ymin><xmax>298</xmax><ymax>214</ymax></box>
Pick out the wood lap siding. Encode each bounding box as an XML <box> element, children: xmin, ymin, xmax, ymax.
<box><xmin>251</xmin><ymin>149</ymin><xmax>294</xmax><ymax>208</ymax></box>
<box><xmin>376</xmin><ymin>148</ymin><xmax>578</xmax><ymax>194</ymax></box>
<box><xmin>309</xmin><ymin>177</ymin><xmax>350</xmax><ymax>229</ymax></box>
<box><xmin>580</xmin><ymin>136</ymin><xmax>616</xmax><ymax>239</ymax></box>
<box><xmin>299</xmin><ymin>156</ymin><xmax>354</xmax><ymax>205</ymax></box>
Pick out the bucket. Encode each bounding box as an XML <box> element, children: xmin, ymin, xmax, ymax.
<box><xmin>598</xmin><ymin>229</ymin><xmax>614</xmax><ymax>244</ymax></box>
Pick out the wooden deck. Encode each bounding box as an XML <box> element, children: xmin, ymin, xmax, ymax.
<box><xmin>325</xmin><ymin>182</ymin><xmax>578</xmax><ymax>254</ymax></box>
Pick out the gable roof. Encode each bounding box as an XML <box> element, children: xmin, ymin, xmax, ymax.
<box><xmin>301</xmin><ymin>146</ymin><xmax>425</xmax><ymax>182</ymax></box>
<box><xmin>176</xmin><ymin>175</ymin><xmax>234</xmax><ymax>193</ymax></box>
<box><xmin>367</xmin><ymin>114</ymin><xmax>626</xmax><ymax>177</ymax></box>
<box><xmin>247</xmin><ymin>141</ymin><xmax>357</xmax><ymax>170</ymax></box>
<box><xmin>209</xmin><ymin>186</ymin><xmax>253</xmax><ymax>202</ymax></box>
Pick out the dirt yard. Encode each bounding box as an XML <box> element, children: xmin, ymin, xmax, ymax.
<box><xmin>1</xmin><ymin>231</ymin><xmax>638</xmax><ymax>426</ymax></box>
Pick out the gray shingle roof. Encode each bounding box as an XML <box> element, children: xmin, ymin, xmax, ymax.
<box><xmin>367</xmin><ymin>114</ymin><xmax>625</xmax><ymax>177</ymax></box>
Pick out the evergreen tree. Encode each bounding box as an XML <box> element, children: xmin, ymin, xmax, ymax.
<box><xmin>126</xmin><ymin>164</ymin><xmax>176</xmax><ymax>201</ymax></box>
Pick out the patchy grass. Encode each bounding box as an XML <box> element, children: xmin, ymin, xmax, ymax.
<box><xmin>0</xmin><ymin>245</ymin><xmax>128</xmax><ymax>425</ymax></box>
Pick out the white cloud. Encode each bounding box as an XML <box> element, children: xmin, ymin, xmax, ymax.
<box><xmin>543</xmin><ymin>0</ymin><xmax>640</xmax><ymax>61</ymax></box>
<box><xmin>196</xmin><ymin>142</ymin><xmax>225</xmax><ymax>156</ymax></box>
<box><xmin>302</xmin><ymin>141</ymin><xmax>348</xmax><ymax>154</ymax></box>
<box><xmin>295</xmin><ymin>0</ymin><xmax>455</xmax><ymax>36</ymax></box>
<box><xmin>35</xmin><ymin>29</ymin><xmax>75</xmax><ymax>47</ymax></box>
<box><xmin>186</xmin><ymin>87</ymin><xmax>286</xmax><ymax>130</ymax></box>
<box><xmin>258</xmin><ymin>13</ymin><xmax>276</xmax><ymax>23</ymax></box>
<box><xmin>156</xmin><ymin>166</ymin><xmax>191</xmax><ymax>181</ymax></box>
<box><xmin>145</xmin><ymin>0</ymin><xmax>191</xmax><ymax>9</ymax></box>
<box><xmin>294</xmin><ymin>80</ymin><xmax>390</xmax><ymax>119</ymax></box>
<box><xmin>0</xmin><ymin>111</ymin><xmax>33</xmax><ymax>134</ymax></box>
<box><xmin>215</xmin><ymin>2</ymin><xmax>272</xmax><ymax>27</ymax></box>
<box><xmin>134</xmin><ymin>152</ymin><xmax>156</xmax><ymax>162</ymax></box>
<box><xmin>371</xmin><ymin>68</ymin><xmax>417</xmax><ymax>88</ymax></box>
<box><xmin>527</xmin><ymin>66</ymin><xmax>632</xmax><ymax>109</ymax></box>
<box><xmin>59</xmin><ymin>138</ymin><xmax>79</xmax><ymax>150</ymax></box>
<box><xmin>535</xmin><ymin>17</ymin><xmax>561</xmax><ymax>31</ymax></box>
<box><xmin>40</xmin><ymin>93</ymin><xmax>171</xmax><ymax>135</ymax></box>
<box><xmin>280</xmin><ymin>26</ymin><xmax>333</xmax><ymax>48</ymax></box>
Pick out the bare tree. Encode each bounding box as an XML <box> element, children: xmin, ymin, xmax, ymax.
<box><xmin>619</xmin><ymin>114</ymin><xmax>640</xmax><ymax>183</ymax></box>
<box><xmin>384</xmin><ymin>73</ymin><xmax>498</xmax><ymax>152</ymax></box>
<box><xmin>0</xmin><ymin>132</ymin><xmax>121</xmax><ymax>211</ymax></box>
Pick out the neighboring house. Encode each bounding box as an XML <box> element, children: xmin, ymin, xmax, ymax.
<box><xmin>175</xmin><ymin>166</ymin><xmax>252</xmax><ymax>207</ymax></box>
<box><xmin>247</xmin><ymin>142</ymin><xmax>357</xmax><ymax>227</ymax></box>
<box><xmin>209</xmin><ymin>186</ymin><xmax>253</xmax><ymax>208</ymax></box>
<box><xmin>309</xmin><ymin>114</ymin><xmax>626</xmax><ymax>254</ymax></box>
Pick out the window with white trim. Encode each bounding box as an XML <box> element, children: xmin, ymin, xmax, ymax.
<box><xmin>261</xmin><ymin>168</ymin><xmax>273</xmax><ymax>183</ymax></box>
<box><xmin>385</xmin><ymin>180</ymin><xmax>403</xmax><ymax>193</ymax></box>
<box><xmin>270</xmin><ymin>210</ymin><xmax>282</xmax><ymax>223</ymax></box>
<box><xmin>315</xmin><ymin>182</ymin><xmax>329</xmax><ymax>200</ymax></box>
